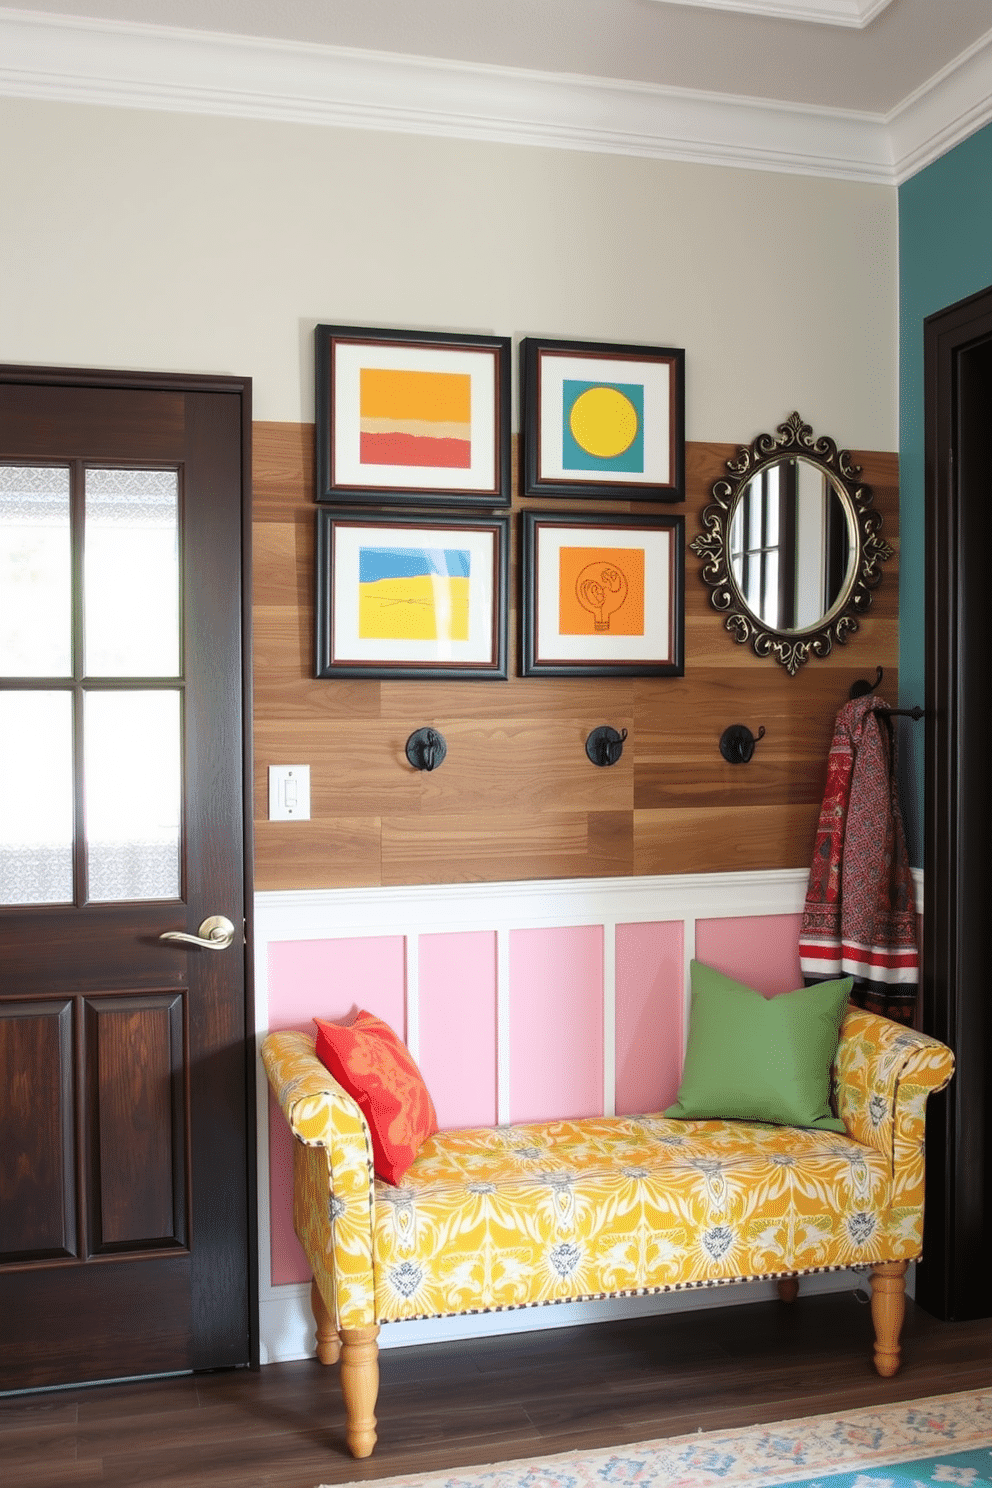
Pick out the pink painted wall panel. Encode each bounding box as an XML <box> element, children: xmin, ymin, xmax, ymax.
<box><xmin>267</xmin><ymin>935</ymin><xmax>407</xmax><ymax>1036</ymax></box>
<box><xmin>509</xmin><ymin>925</ymin><xmax>603</xmax><ymax>1124</ymax></box>
<box><xmin>695</xmin><ymin>914</ymin><xmax>803</xmax><ymax>996</ymax></box>
<box><xmin>615</xmin><ymin>921</ymin><xmax>684</xmax><ymax>1115</ymax></box>
<box><xmin>418</xmin><ymin>931</ymin><xmax>498</xmax><ymax>1130</ymax></box>
<box><xmin>267</xmin><ymin>935</ymin><xmax>406</xmax><ymax>1286</ymax></box>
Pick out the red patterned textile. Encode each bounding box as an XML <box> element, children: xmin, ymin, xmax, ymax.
<box><xmin>799</xmin><ymin>695</ymin><xmax>919</xmax><ymax>1024</ymax></box>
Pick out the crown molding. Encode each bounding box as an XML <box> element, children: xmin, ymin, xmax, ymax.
<box><xmin>0</xmin><ymin>8</ymin><xmax>893</xmax><ymax>182</ymax></box>
<box><xmin>644</xmin><ymin>0</ymin><xmax>894</xmax><ymax>26</ymax></box>
<box><xmin>888</xmin><ymin>25</ymin><xmax>992</xmax><ymax>184</ymax></box>
<box><xmin>0</xmin><ymin>7</ymin><xmax>986</xmax><ymax>186</ymax></box>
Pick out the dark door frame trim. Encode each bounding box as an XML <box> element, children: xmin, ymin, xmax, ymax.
<box><xmin>0</xmin><ymin>362</ymin><xmax>258</xmax><ymax>1366</ymax></box>
<box><xmin>920</xmin><ymin>287</ymin><xmax>992</xmax><ymax>1321</ymax></box>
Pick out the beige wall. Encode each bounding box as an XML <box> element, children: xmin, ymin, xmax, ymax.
<box><xmin>2</xmin><ymin>94</ymin><xmax>902</xmax><ymax>892</ymax></box>
<box><xmin>1</xmin><ymin>97</ymin><xmax>897</xmax><ymax>447</ymax></box>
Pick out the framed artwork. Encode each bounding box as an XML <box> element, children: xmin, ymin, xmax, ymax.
<box><xmin>520</xmin><ymin>336</ymin><xmax>685</xmax><ymax>501</ymax></box>
<box><xmin>316</xmin><ymin>510</ymin><xmax>508</xmax><ymax>679</ymax></box>
<box><xmin>521</xmin><ymin>511</ymin><xmax>684</xmax><ymax>677</ymax></box>
<box><xmin>315</xmin><ymin>324</ymin><xmax>511</xmax><ymax>507</ymax></box>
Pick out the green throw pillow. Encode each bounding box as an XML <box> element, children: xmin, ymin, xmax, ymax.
<box><xmin>664</xmin><ymin>961</ymin><xmax>852</xmax><ymax>1131</ymax></box>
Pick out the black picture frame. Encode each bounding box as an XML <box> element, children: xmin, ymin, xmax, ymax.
<box><xmin>315</xmin><ymin>324</ymin><xmax>511</xmax><ymax>507</ymax></box>
<box><xmin>316</xmin><ymin>509</ymin><xmax>509</xmax><ymax>680</ymax></box>
<box><xmin>521</xmin><ymin>336</ymin><xmax>685</xmax><ymax>502</ymax></box>
<box><xmin>521</xmin><ymin>510</ymin><xmax>685</xmax><ymax>677</ymax></box>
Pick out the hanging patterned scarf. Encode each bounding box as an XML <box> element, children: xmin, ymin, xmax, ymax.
<box><xmin>799</xmin><ymin>695</ymin><xmax>919</xmax><ymax>1025</ymax></box>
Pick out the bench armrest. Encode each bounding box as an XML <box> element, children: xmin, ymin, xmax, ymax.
<box><xmin>833</xmin><ymin>1008</ymin><xmax>954</xmax><ymax>1206</ymax></box>
<box><xmin>261</xmin><ymin>1030</ymin><xmax>377</xmax><ymax>1331</ymax></box>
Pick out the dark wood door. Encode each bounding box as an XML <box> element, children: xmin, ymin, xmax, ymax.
<box><xmin>921</xmin><ymin>285</ymin><xmax>992</xmax><ymax>1321</ymax></box>
<box><xmin>0</xmin><ymin>369</ymin><xmax>254</xmax><ymax>1388</ymax></box>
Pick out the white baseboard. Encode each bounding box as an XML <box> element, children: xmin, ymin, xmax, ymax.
<box><xmin>259</xmin><ymin>1267</ymin><xmax>869</xmax><ymax>1364</ymax></box>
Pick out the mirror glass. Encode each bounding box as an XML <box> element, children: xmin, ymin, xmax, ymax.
<box><xmin>689</xmin><ymin>413</ymin><xmax>893</xmax><ymax>675</ymax></box>
<box><xmin>727</xmin><ymin>456</ymin><xmax>853</xmax><ymax>634</ymax></box>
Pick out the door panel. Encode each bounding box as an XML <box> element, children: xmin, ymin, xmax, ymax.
<box><xmin>0</xmin><ymin>384</ymin><xmax>186</xmax><ymax>462</ymax></box>
<box><xmin>0</xmin><ymin>370</ymin><xmax>253</xmax><ymax>1389</ymax></box>
<box><xmin>4</xmin><ymin>1258</ymin><xmax>193</xmax><ymax>1386</ymax></box>
<box><xmin>85</xmin><ymin>993</ymin><xmax>187</xmax><ymax>1253</ymax></box>
<box><xmin>0</xmin><ymin>1001</ymin><xmax>75</xmax><ymax>1261</ymax></box>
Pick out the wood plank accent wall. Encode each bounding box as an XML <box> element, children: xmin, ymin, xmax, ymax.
<box><xmin>252</xmin><ymin>423</ymin><xmax>899</xmax><ymax>891</ymax></box>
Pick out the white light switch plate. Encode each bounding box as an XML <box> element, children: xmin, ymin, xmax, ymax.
<box><xmin>269</xmin><ymin>765</ymin><xmax>311</xmax><ymax>821</ymax></box>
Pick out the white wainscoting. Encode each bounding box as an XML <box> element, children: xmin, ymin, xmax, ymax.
<box><xmin>253</xmin><ymin>867</ymin><xmax>923</xmax><ymax>1364</ymax></box>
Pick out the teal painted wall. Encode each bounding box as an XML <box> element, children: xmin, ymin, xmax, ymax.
<box><xmin>898</xmin><ymin>121</ymin><xmax>992</xmax><ymax>866</ymax></box>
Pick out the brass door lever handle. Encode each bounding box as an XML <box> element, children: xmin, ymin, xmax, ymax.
<box><xmin>159</xmin><ymin>914</ymin><xmax>236</xmax><ymax>950</ymax></box>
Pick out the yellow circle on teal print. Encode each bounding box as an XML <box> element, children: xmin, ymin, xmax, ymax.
<box><xmin>569</xmin><ymin>386</ymin><xmax>639</xmax><ymax>459</ymax></box>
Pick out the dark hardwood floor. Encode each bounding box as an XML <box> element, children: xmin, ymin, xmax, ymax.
<box><xmin>3</xmin><ymin>1292</ymin><xmax>991</xmax><ymax>1488</ymax></box>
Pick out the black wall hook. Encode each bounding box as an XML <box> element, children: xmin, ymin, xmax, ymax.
<box><xmin>720</xmin><ymin>723</ymin><xmax>765</xmax><ymax>764</ymax></box>
<box><xmin>586</xmin><ymin>726</ymin><xmax>628</xmax><ymax>767</ymax></box>
<box><xmin>850</xmin><ymin>666</ymin><xmax>884</xmax><ymax>699</ymax></box>
<box><xmin>405</xmin><ymin>727</ymin><xmax>447</xmax><ymax>772</ymax></box>
<box><xmin>848</xmin><ymin>668</ymin><xmax>925</xmax><ymax>720</ymax></box>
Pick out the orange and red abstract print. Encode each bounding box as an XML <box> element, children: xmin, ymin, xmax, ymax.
<box><xmin>559</xmin><ymin>546</ymin><xmax>645</xmax><ymax>636</ymax></box>
<box><xmin>359</xmin><ymin>368</ymin><xmax>472</xmax><ymax>469</ymax></box>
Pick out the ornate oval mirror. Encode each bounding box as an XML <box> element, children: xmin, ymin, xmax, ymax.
<box><xmin>689</xmin><ymin>412</ymin><xmax>893</xmax><ymax>675</ymax></box>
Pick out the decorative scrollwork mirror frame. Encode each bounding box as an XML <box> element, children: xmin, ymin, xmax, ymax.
<box><xmin>689</xmin><ymin>411</ymin><xmax>893</xmax><ymax>676</ymax></box>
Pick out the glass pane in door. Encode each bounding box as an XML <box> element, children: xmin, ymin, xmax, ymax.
<box><xmin>0</xmin><ymin>466</ymin><xmax>71</xmax><ymax>676</ymax></box>
<box><xmin>84</xmin><ymin>469</ymin><xmax>180</xmax><ymax>678</ymax></box>
<box><xmin>0</xmin><ymin>691</ymin><xmax>74</xmax><ymax>905</ymax></box>
<box><xmin>85</xmin><ymin>690</ymin><xmax>181</xmax><ymax>902</ymax></box>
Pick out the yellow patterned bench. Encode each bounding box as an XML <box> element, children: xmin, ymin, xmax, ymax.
<box><xmin>261</xmin><ymin>1008</ymin><xmax>953</xmax><ymax>1458</ymax></box>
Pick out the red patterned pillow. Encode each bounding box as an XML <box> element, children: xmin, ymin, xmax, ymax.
<box><xmin>313</xmin><ymin>1011</ymin><xmax>438</xmax><ymax>1185</ymax></box>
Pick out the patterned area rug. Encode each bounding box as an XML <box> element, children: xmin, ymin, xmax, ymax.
<box><xmin>322</xmin><ymin>1388</ymin><xmax>992</xmax><ymax>1488</ymax></box>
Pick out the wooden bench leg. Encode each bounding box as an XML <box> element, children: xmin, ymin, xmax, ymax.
<box><xmin>310</xmin><ymin>1280</ymin><xmax>340</xmax><ymax>1365</ymax></box>
<box><xmin>777</xmin><ymin>1275</ymin><xmax>799</xmax><ymax>1303</ymax></box>
<box><xmin>340</xmin><ymin>1325</ymin><xmax>380</xmax><ymax>1459</ymax></box>
<box><xmin>870</xmin><ymin>1260</ymin><xmax>908</xmax><ymax>1377</ymax></box>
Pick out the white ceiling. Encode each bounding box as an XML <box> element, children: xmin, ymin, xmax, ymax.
<box><xmin>2</xmin><ymin>0</ymin><xmax>991</xmax><ymax>182</ymax></box>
